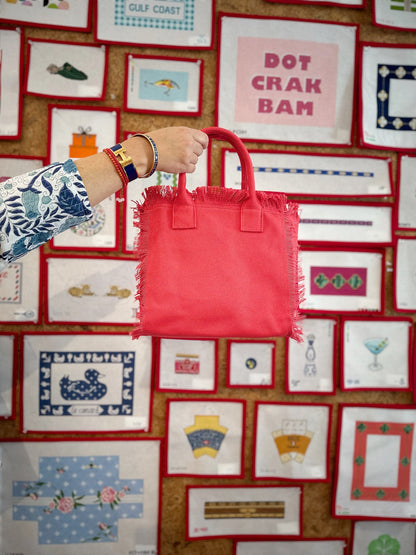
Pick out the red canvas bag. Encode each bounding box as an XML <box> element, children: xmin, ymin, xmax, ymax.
<box><xmin>132</xmin><ymin>127</ymin><xmax>303</xmax><ymax>340</ymax></box>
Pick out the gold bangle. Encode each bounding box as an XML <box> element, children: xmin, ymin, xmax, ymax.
<box><xmin>132</xmin><ymin>133</ymin><xmax>159</xmax><ymax>178</ymax></box>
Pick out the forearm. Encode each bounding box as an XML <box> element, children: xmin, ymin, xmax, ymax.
<box><xmin>75</xmin><ymin>127</ymin><xmax>208</xmax><ymax>207</ymax></box>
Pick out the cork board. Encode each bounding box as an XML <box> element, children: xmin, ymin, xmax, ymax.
<box><xmin>0</xmin><ymin>1</ymin><xmax>415</xmax><ymax>553</ymax></box>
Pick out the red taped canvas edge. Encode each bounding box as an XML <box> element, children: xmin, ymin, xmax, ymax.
<box><xmin>339</xmin><ymin>316</ymin><xmax>413</xmax><ymax>393</ymax></box>
<box><xmin>284</xmin><ymin>316</ymin><xmax>338</xmax><ymax>396</ymax></box>
<box><xmin>226</xmin><ymin>339</ymin><xmax>276</xmax><ymax>390</ymax></box>
<box><xmin>24</xmin><ymin>37</ymin><xmax>108</xmax><ymax>101</ymax></box>
<box><xmin>252</xmin><ymin>400</ymin><xmax>332</xmax><ymax>483</ymax></box>
<box><xmin>163</xmin><ymin>398</ymin><xmax>246</xmax><ymax>479</ymax></box>
<box><xmin>19</xmin><ymin>331</ymin><xmax>155</xmax><ymax>435</ymax></box>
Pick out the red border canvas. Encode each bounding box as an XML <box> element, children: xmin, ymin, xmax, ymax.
<box><xmin>123</xmin><ymin>53</ymin><xmax>203</xmax><ymax>117</ymax></box>
<box><xmin>393</xmin><ymin>235</ymin><xmax>416</xmax><ymax>313</ymax></box>
<box><xmin>43</xmin><ymin>253</ymin><xmax>137</xmax><ymax>326</ymax></box>
<box><xmin>155</xmin><ymin>337</ymin><xmax>218</xmax><ymax>393</ymax></box>
<box><xmin>394</xmin><ymin>154</ymin><xmax>416</xmax><ymax>232</ymax></box>
<box><xmin>297</xmin><ymin>200</ymin><xmax>393</xmax><ymax>247</ymax></box>
<box><xmin>371</xmin><ymin>0</ymin><xmax>416</xmax><ymax>31</ymax></box>
<box><xmin>226</xmin><ymin>339</ymin><xmax>276</xmax><ymax>389</ymax></box>
<box><xmin>49</xmin><ymin>198</ymin><xmax>120</xmax><ymax>253</ymax></box>
<box><xmin>164</xmin><ymin>398</ymin><xmax>246</xmax><ymax>478</ymax></box>
<box><xmin>300</xmin><ymin>246</ymin><xmax>386</xmax><ymax>315</ymax></box>
<box><xmin>221</xmin><ymin>148</ymin><xmax>394</xmax><ymax>199</ymax></box>
<box><xmin>0</xmin><ymin>25</ymin><xmax>23</xmax><ymax>140</ymax></box>
<box><xmin>0</xmin><ymin>154</ymin><xmax>47</xmax><ymax>172</ymax></box>
<box><xmin>0</xmin><ymin>1</ymin><xmax>92</xmax><ymax>31</ymax></box>
<box><xmin>19</xmin><ymin>331</ymin><xmax>154</xmax><ymax>435</ymax></box>
<box><xmin>285</xmin><ymin>316</ymin><xmax>338</xmax><ymax>396</ymax></box>
<box><xmin>333</xmin><ymin>403</ymin><xmax>416</xmax><ymax>521</ymax></box>
<box><xmin>215</xmin><ymin>12</ymin><xmax>359</xmax><ymax>148</ymax></box>
<box><xmin>47</xmin><ymin>103</ymin><xmax>121</xmax><ymax>165</ymax></box>
<box><xmin>233</xmin><ymin>537</ymin><xmax>349</xmax><ymax>555</ymax></box>
<box><xmin>24</xmin><ymin>38</ymin><xmax>108</xmax><ymax>101</ymax></box>
<box><xmin>264</xmin><ymin>0</ymin><xmax>364</xmax><ymax>6</ymax></box>
<box><xmin>0</xmin><ymin>332</ymin><xmax>18</xmax><ymax>421</ymax></box>
<box><xmin>94</xmin><ymin>0</ymin><xmax>215</xmax><ymax>50</ymax></box>
<box><xmin>340</xmin><ymin>316</ymin><xmax>413</xmax><ymax>392</ymax></box>
<box><xmin>0</xmin><ymin>246</ymin><xmax>43</xmax><ymax>325</ymax></box>
<box><xmin>359</xmin><ymin>41</ymin><xmax>416</xmax><ymax>152</ymax></box>
<box><xmin>252</xmin><ymin>400</ymin><xmax>332</xmax><ymax>483</ymax></box>
<box><xmin>0</xmin><ymin>436</ymin><xmax>162</xmax><ymax>553</ymax></box>
<box><xmin>186</xmin><ymin>484</ymin><xmax>303</xmax><ymax>540</ymax></box>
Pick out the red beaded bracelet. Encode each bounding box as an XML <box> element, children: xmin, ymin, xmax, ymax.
<box><xmin>103</xmin><ymin>147</ymin><xmax>129</xmax><ymax>188</ymax></box>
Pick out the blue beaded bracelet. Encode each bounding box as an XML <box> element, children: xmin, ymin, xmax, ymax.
<box><xmin>133</xmin><ymin>133</ymin><xmax>159</xmax><ymax>178</ymax></box>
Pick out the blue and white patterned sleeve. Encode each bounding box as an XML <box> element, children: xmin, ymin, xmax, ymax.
<box><xmin>0</xmin><ymin>159</ymin><xmax>93</xmax><ymax>269</ymax></box>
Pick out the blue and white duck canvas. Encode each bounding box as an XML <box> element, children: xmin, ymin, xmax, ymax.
<box><xmin>22</xmin><ymin>333</ymin><xmax>153</xmax><ymax>433</ymax></box>
<box><xmin>60</xmin><ymin>368</ymin><xmax>108</xmax><ymax>401</ymax></box>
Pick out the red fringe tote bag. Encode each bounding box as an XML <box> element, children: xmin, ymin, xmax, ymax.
<box><xmin>132</xmin><ymin>127</ymin><xmax>303</xmax><ymax>340</ymax></box>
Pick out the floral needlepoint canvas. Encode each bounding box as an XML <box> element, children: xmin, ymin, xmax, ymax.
<box><xmin>0</xmin><ymin>438</ymin><xmax>161</xmax><ymax>553</ymax></box>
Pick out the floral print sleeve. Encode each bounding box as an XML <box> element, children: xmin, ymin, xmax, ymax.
<box><xmin>0</xmin><ymin>159</ymin><xmax>93</xmax><ymax>269</ymax></box>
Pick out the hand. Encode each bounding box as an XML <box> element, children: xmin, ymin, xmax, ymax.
<box><xmin>146</xmin><ymin>126</ymin><xmax>208</xmax><ymax>175</ymax></box>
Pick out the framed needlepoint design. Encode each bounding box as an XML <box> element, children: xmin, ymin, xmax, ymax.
<box><xmin>0</xmin><ymin>0</ymin><xmax>92</xmax><ymax>31</ymax></box>
<box><xmin>217</xmin><ymin>14</ymin><xmax>358</xmax><ymax>146</ymax></box>
<box><xmin>0</xmin><ymin>438</ymin><xmax>161</xmax><ymax>554</ymax></box>
<box><xmin>372</xmin><ymin>0</ymin><xmax>416</xmax><ymax>31</ymax></box>
<box><xmin>0</xmin><ymin>155</ymin><xmax>45</xmax><ymax>179</ymax></box>
<box><xmin>50</xmin><ymin>195</ymin><xmax>119</xmax><ymax>251</ymax></box>
<box><xmin>186</xmin><ymin>485</ymin><xmax>302</xmax><ymax>540</ymax></box>
<box><xmin>236</xmin><ymin>539</ymin><xmax>348</xmax><ymax>555</ymax></box>
<box><xmin>223</xmin><ymin>149</ymin><xmax>393</xmax><ymax>198</ymax></box>
<box><xmin>25</xmin><ymin>39</ymin><xmax>108</xmax><ymax>101</ymax></box>
<box><xmin>341</xmin><ymin>317</ymin><xmax>412</xmax><ymax>391</ymax></box>
<box><xmin>45</xmin><ymin>255</ymin><xmax>138</xmax><ymax>325</ymax></box>
<box><xmin>125</xmin><ymin>54</ymin><xmax>203</xmax><ymax>116</ymax></box>
<box><xmin>227</xmin><ymin>340</ymin><xmax>275</xmax><ymax>388</ymax></box>
<box><xmin>394</xmin><ymin>236</ymin><xmax>416</xmax><ymax>312</ymax></box>
<box><xmin>155</xmin><ymin>337</ymin><xmax>218</xmax><ymax>393</ymax></box>
<box><xmin>360</xmin><ymin>43</ymin><xmax>416</xmax><ymax>152</ymax></box>
<box><xmin>48</xmin><ymin>104</ymin><xmax>119</xmax><ymax>164</ymax></box>
<box><xmin>21</xmin><ymin>333</ymin><xmax>153</xmax><ymax>433</ymax></box>
<box><xmin>300</xmin><ymin>248</ymin><xmax>384</xmax><ymax>314</ymax></box>
<box><xmin>253</xmin><ymin>402</ymin><xmax>331</xmax><ymax>482</ymax></box>
<box><xmin>165</xmin><ymin>399</ymin><xmax>245</xmax><ymax>477</ymax></box>
<box><xmin>0</xmin><ymin>249</ymin><xmax>41</xmax><ymax>324</ymax></box>
<box><xmin>95</xmin><ymin>0</ymin><xmax>215</xmax><ymax>49</ymax></box>
<box><xmin>0</xmin><ymin>333</ymin><xmax>17</xmax><ymax>420</ymax></box>
<box><xmin>286</xmin><ymin>317</ymin><xmax>337</xmax><ymax>395</ymax></box>
<box><xmin>396</xmin><ymin>155</ymin><xmax>416</xmax><ymax>231</ymax></box>
<box><xmin>298</xmin><ymin>201</ymin><xmax>393</xmax><ymax>246</ymax></box>
<box><xmin>334</xmin><ymin>404</ymin><xmax>416</xmax><ymax>520</ymax></box>
<box><xmin>351</xmin><ymin>520</ymin><xmax>416</xmax><ymax>554</ymax></box>
<box><xmin>0</xmin><ymin>27</ymin><xmax>23</xmax><ymax>140</ymax></box>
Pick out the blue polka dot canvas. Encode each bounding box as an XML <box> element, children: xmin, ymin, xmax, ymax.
<box><xmin>0</xmin><ymin>439</ymin><xmax>161</xmax><ymax>553</ymax></box>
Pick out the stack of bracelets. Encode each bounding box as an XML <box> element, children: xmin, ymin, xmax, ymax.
<box><xmin>103</xmin><ymin>133</ymin><xmax>159</xmax><ymax>189</ymax></box>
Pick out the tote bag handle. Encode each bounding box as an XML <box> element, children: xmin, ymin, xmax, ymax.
<box><xmin>173</xmin><ymin>127</ymin><xmax>263</xmax><ymax>232</ymax></box>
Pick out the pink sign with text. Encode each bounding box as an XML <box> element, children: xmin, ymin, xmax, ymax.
<box><xmin>235</xmin><ymin>37</ymin><xmax>339</xmax><ymax>128</ymax></box>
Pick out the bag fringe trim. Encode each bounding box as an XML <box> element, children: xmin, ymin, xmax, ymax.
<box><xmin>136</xmin><ymin>184</ymin><xmax>291</xmax><ymax>211</ymax></box>
<box><xmin>284</xmin><ymin>201</ymin><xmax>305</xmax><ymax>342</ymax></box>
<box><xmin>131</xmin><ymin>185</ymin><xmax>304</xmax><ymax>341</ymax></box>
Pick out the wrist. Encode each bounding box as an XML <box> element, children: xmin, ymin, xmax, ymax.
<box><xmin>123</xmin><ymin>134</ymin><xmax>158</xmax><ymax>178</ymax></box>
